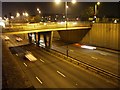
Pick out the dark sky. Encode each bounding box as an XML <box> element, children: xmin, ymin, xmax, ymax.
<box><xmin>2</xmin><ymin>2</ymin><xmax>119</xmax><ymax>18</ymax></box>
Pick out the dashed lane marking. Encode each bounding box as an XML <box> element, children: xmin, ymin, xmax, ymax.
<box><xmin>91</xmin><ymin>56</ymin><xmax>98</xmax><ymax>60</ymax></box>
<box><xmin>23</xmin><ymin>63</ymin><xmax>27</xmax><ymax>67</ymax></box>
<box><xmin>40</xmin><ymin>59</ymin><xmax>45</xmax><ymax>63</ymax></box>
<box><xmin>36</xmin><ymin>76</ymin><xmax>42</xmax><ymax>84</ymax></box>
<box><xmin>57</xmin><ymin>71</ymin><xmax>66</xmax><ymax>77</ymax></box>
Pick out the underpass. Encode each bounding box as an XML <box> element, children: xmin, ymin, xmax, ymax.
<box><xmin>9</xmin><ymin>44</ymin><xmax>118</xmax><ymax>88</ymax></box>
<box><xmin>1</xmin><ymin>22</ymin><xmax>119</xmax><ymax>87</ymax></box>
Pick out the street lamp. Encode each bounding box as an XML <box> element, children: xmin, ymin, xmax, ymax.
<box><xmin>55</xmin><ymin>0</ymin><xmax>61</xmax><ymax>4</ymax></box>
<box><xmin>97</xmin><ymin>2</ymin><xmax>100</xmax><ymax>5</ymax></box>
<box><xmin>94</xmin><ymin>2</ymin><xmax>100</xmax><ymax>22</ymax></box>
<box><xmin>11</xmin><ymin>16</ymin><xmax>14</xmax><ymax>19</ymax></box>
<box><xmin>36</xmin><ymin>8</ymin><xmax>42</xmax><ymax>22</ymax></box>
<box><xmin>25</xmin><ymin>12</ymin><xmax>29</xmax><ymax>17</ymax></box>
<box><xmin>37</xmin><ymin>8</ymin><xmax>41</xmax><ymax>14</ymax></box>
<box><xmin>16</xmin><ymin>12</ymin><xmax>20</xmax><ymax>17</ymax></box>
<box><xmin>23</xmin><ymin>12</ymin><xmax>25</xmax><ymax>16</ymax></box>
<box><xmin>55</xmin><ymin>0</ymin><xmax>76</xmax><ymax>57</ymax></box>
<box><xmin>94</xmin><ymin>2</ymin><xmax>100</xmax><ymax>16</ymax></box>
<box><xmin>72</xmin><ymin>0</ymin><xmax>76</xmax><ymax>4</ymax></box>
<box><xmin>37</xmin><ymin>8</ymin><xmax>40</xmax><ymax>11</ymax></box>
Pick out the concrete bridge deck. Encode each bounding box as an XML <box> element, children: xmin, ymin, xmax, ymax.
<box><xmin>2</xmin><ymin>21</ymin><xmax>91</xmax><ymax>34</ymax></box>
<box><xmin>3</xmin><ymin>26</ymin><xmax>91</xmax><ymax>34</ymax></box>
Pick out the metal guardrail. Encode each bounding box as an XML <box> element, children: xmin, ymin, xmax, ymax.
<box><xmin>40</xmin><ymin>47</ymin><xmax>120</xmax><ymax>83</ymax></box>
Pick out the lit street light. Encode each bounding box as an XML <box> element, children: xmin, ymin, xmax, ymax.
<box><xmin>37</xmin><ymin>8</ymin><xmax>41</xmax><ymax>14</ymax></box>
<box><xmin>11</xmin><ymin>16</ymin><xmax>14</xmax><ymax>19</ymax></box>
<box><xmin>37</xmin><ymin>8</ymin><xmax>40</xmax><ymax>11</ymax></box>
<box><xmin>23</xmin><ymin>12</ymin><xmax>25</xmax><ymax>16</ymax></box>
<box><xmin>25</xmin><ymin>12</ymin><xmax>29</xmax><ymax>17</ymax></box>
<box><xmin>95</xmin><ymin>2</ymin><xmax>100</xmax><ymax>16</ymax></box>
<box><xmin>72</xmin><ymin>0</ymin><xmax>76</xmax><ymax>4</ymax></box>
<box><xmin>97</xmin><ymin>2</ymin><xmax>100</xmax><ymax>5</ymax></box>
<box><xmin>16</xmin><ymin>12</ymin><xmax>20</xmax><ymax>17</ymax></box>
<box><xmin>36</xmin><ymin>8</ymin><xmax>42</xmax><ymax>22</ymax></box>
<box><xmin>23</xmin><ymin>12</ymin><xmax>29</xmax><ymax>17</ymax></box>
<box><xmin>55</xmin><ymin>0</ymin><xmax>61</xmax><ymax>4</ymax></box>
<box><xmin>94</xmin><ymin>2</ymin><xmax>100</xmax><ymax>22</ymax></box>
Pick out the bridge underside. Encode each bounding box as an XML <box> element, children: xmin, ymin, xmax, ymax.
<box><xmin>27</xmin><ymin>28</ymin><xmax>90</xmax><ymax>49</ymax></box>
<box><xmin>58</xmin><ymin>28</ymin><xmax>90</xmax><ymax>43</ymax></box>
<box><xmin>28</xmin><ymin>31</ymin><xmax>53</xmax><ymax>49</ymax></box>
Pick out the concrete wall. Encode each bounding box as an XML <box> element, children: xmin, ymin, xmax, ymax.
<box><xmin>81</xmin><ymin>23</ymin><xmax>120</xmax><ymax>50</ymax></box>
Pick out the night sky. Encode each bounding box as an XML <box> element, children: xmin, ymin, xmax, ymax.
<box><xmin>2</xmin><ymin>2</ymin><xmax>120</xmax><ymax>18</ymax></box>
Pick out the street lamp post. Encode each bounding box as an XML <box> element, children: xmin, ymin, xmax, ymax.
<box><xmin>37</xmin><ymin>8</ymin><xmax>42</xmax><ymax>22</ymax></box>
<box><xmin>55</xmin><ymin>0</ymin><xmax>76</xmax><ymax>57</ymax></box>
<box><xmin>94</xmin><ymin>2</ymin><xmax>100</xmax><ymax>22</ymax></box>
<box><xmin>65</xmin><ymin>1</ymin><xmax>69</xmax><ymax>57</ymax></box>
<box><xmin>65</xmin><ymin>1</ymin><xmax>76</xmax><ymax>57</ymax></box>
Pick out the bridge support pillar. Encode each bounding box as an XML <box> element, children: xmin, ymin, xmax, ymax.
<box><xmin>48</xmin><ymin>31</ymin><xmax>53</xmax><ymax>49</ymax></box>
<box><xmin>28</xmin><ymin>33</ymin><xmax>32</xmax><ymax>44</ymax></box>
<box><xmin>43</xmin><ymin>33</ymin><xmax>48</xmax><ymax>48</ymax></box>
<box><xmin>37</xmin><ymin>32</ymin><xmax>41</xmax><ymax>46</ymax></box>
<box><xmin>43</xmin><ymin>31</ymin><xmax>53</xmax><ymax>49</ymax></box>
<box><xmin>36</xmin><ymin>31</ymin><xmax>53</xmax><ymax>49</ymax></box>
<box><xmin>34</xmin><ymin>32</ymin><xmax>36</xmax><ymax>44</ymax></box>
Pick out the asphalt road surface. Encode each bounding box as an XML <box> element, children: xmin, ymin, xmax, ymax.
<box><xmin>52</xmin><ymin>40</ymin><xmax>119</xmax><ymax>75</ymax></box>
<box><xmin>9</xmin><ymin>44</ymin><xmax>118</xmax><ymax>88</ymax></box>
<box><xmin>2</xmin><ymin>34</ymin><xmax>119</xmax><ymax>75</ymax></box>
<box><xmin>2</xmin><ymin>34</ymin><xmax>119</xmax><ymax>88</ymax></box>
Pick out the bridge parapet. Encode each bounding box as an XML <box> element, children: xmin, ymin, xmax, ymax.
<box><xmin>2</xmin><ymin>22</ymin><xmax>91</xmax><ymax>34</ymax></box>
<box><xmin>3</xmin><ymin>21</ymin><xmax>91</xmax><ymax>33</ymax></box>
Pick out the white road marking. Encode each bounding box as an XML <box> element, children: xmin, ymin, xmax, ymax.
<box><xmin>40</xmin><ymin>59</ymin><xmax>45</xmax><ymax>63</ymax></box>
<box><xmin>36</xmin><ymin>77</ymin><xmax>42</xmax><ymax>84</ymax></box>
<box><xmin>91</xmin><ymin>56</ymin><xmax>98</xmax><ymax>60</ymax></box>
<box><xmin>23</xmin><ymin>63</ymin><xmax>27</xmax><ymax>67</ymax></box>
<box><xmin>57</xmin><ymin>71</ymin><xmax>66</xmax><ymax>77</ymax></box>
<box><xmin>100</xmin><ymin>53</ymin><xmax>107</xmax><ymax>56</ymax></box>
<box><xmin>70</xmin><ymin>49</ymin><xmax>74</xmax><ymax>52</ymax></box>
<box><xmin>75</xmin><ymin>83</ymin><xmax>78</xmax><ymax>85</ymax></box>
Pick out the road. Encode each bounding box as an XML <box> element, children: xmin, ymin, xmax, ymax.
<box><xmin>10</xmin><ymin>44</ymin><xmax>117</xmax><ymax>88</ymax></box>
<box><xmin>2</xmin><ymin>34</ymin><xmax>119</xmax><ymax>75</ymax></box>
<box><xmin>1</xmin><ymin>34</ymin><xmax>29</xmax><ymax>47</ymax></box>
<box><xmin>52</xmin><ymin>40</ymin><xmax>119</xmax><ymax>75</ymax></box>
<box><xmin>2</xmin><ymin>34</ymin><xmax>119</xmax><ymax>88</ymax></box>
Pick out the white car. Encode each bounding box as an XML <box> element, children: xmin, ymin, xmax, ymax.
<box><xmin>25</xmin><ymin>51</ymin><xmax>37</xmax><ymax>62</ymax></box>
<box><xmin>4</xmin><ymin>36</ymin><xmax>10</xmax><ymax>41</ymax></box>
<box><xmin>16</xmin><ymin>37</ymin><xmax>23</xmax><ymax>42</ymax></box>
